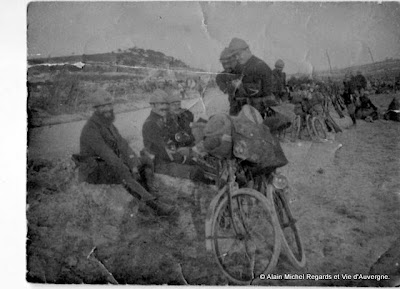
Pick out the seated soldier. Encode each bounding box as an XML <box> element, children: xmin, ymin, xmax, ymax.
<box><xmin>383</xmin><ymin>97</ymin><xmax>400</xmax><ymax>122</ymax></box>
<box><xmin>142</xmin><ymin>89</ymin><xmax>213</xmax><ymax>184</ymax></box>
<box><xmin>165</xmin><ymin>91</ymin><xmax>195</xmax><ymax>148</ymax></box>
<box><xmin>74</xmin><ymin>88</ymin><xmax>174</xmax><ymax>216</ymax></box>
<box><xmin>355</xmin><ymin>92</ymin><xmax>378</xmax><ymax>122</ymax></box>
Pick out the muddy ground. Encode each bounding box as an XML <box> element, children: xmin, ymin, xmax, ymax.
<box><xmin>26</xmin><ymin>90</ymin><xmax>400</xmax><ymax>286</ymax></box>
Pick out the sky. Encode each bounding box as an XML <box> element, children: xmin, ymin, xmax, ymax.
<box><xmin>27</xmin><ymin>1</ymin><xmax>400</xmax><ymax>74</ymax></box>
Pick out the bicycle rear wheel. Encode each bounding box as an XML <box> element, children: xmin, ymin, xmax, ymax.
<box><xmin>269</xmin><ymin>185</ymin><xmax>306</xmax><ymax>268</ymax></box>
<box><xmin>209</xmin><ymin>188</ymin><xmax>281</xmax><ymax>284</ymax></box>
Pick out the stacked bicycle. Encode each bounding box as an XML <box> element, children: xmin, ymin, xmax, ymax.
<box><xmin>205</xmin><ymin>158</ymin><xmax>306</xmax><ymax>285</ymax></box>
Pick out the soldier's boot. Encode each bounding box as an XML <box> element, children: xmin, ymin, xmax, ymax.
<box><xmin>145</xmin><ymin>199</ymin><xmax>176</xmax><ymax>217</ymax></box>
<box><xmin>143</xmin><ymin>167</ymin><xmax>161</xmax><ymax>195</ymax></box>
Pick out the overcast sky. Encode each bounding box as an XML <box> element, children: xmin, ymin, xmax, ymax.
<box><xmin>27</xmin><ymin>1</ymin><xmax>400</xmax><ymax>74</ymax></box>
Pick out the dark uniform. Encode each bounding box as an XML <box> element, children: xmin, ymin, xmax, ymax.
<box><xmin>166</xmin><ymin>109</ymin><xmax>195</xmax><ymax>148</ymax></box>
<box><xmin>342</xmin><ymin>78</ymin><xmax>357</xmax><ymax>124</ymax></box>
<box><xmin>355</xmin><ymin>94</ymin><xmax>378</xmax><ymax>121</ymax></box>
<box><xmin>238</xmin><ymin>55</ymin><xmax>276</xmax><ymax>115</ymax></box>
<box><xmin>142</xmin><ymin>110</ymin><xmax>210</xmax><ymax>183</ymax></box>
<box><xmin>272</xmin><ymin>68</ymin><xmax>287</xmax><ymax>102</ymax></box>
<box><xmin>215</xmin><ymin>70</ymin><xmax>244</xmax><ymax>115</ymax></box>
<box><xmin>77</xmin><ymin>111</ymin><xmax>155</xmax><ymax>201</ymax></box>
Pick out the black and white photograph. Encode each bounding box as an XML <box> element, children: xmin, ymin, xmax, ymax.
<box><xmin>24</xmin><ymin>1</ymin><xmax>400</xmax><ymax>286</ymax></box>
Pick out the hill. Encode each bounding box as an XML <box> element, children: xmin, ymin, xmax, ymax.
<box><xmin>315</xmin><ymin>58</ymin><xmax>400</xmax><ymax>81</ymax></box>
<box><xmin>28</xmin><ymin>46</ymin><xmax>192</xmax><ymax>70</ymax></box>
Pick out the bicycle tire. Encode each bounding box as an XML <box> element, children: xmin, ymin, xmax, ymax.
<box><xmin>311</xmin><ymin>116</ymin><xmax>327</xmax><ymax>141</ymax></box>
<box><xmin>267</xmin><ymin>185</ymin><xmax>306</xmax><ymax>269</ymax></box>
<box><xmin>325</xmin><ymin>113</ymin><xmax>342</xmax><ymax>133</ymax></box>
<box><xmin>290</xmin><ymin>115</ymin><xmax>301</xmax><ymax>142</ymax></box>
<box><xmin>209</xmin><ymin>188</ymin><xmax>281</xmax><ymax>285</ymax></box>
<box><xmin>305</xmin><ymin>114</ymin><xmax>317</xmax><ymax>141</ymax></box>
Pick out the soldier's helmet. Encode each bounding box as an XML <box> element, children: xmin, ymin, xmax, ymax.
<box><xmin>149</xmin><ymin>89</ymin><xmax>168</xmax><ymax>104</ymax></box>
<box><xmin>166</xmin><ymin>90</ymin><xmax>182</xmax><ymax>103</ymax></box>
<box><xmin>92</xmin><ymin>88</ymin><xmax>114</xmax><ymax>108</ymax></box>
<box><xmin>275</xmin><ymin>59</ymin><xmax>285</xmax><ymax>69</ymax></box>
<box><xmin>228</xmin><ymin>38</ymin><xmax>249</xmax><ymax>54</ymax></box>
<box><xmin>220</xmin><ymin>47</ymin><xmax>235</xmax><ymax>61</ymax></box>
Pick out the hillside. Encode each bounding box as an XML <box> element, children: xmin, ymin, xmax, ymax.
<box><xmin>315</xmin><ymin>58</ymin><xmax>400</xmax><ymax>81</ymax></box>
<box><xmin>28</xmin><ymin>47</ymin><xmax>191</xmax><ymax>70</ymax></box>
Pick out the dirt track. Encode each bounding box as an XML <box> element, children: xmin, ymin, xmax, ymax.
<box><xmin>26</xmin><ymin>91</ymin><xmax>400</xmax><ymax>285</ymax></box>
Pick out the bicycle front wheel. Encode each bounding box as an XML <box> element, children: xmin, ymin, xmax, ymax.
<box><xmin>210</xmin><ymin>188</ymin><xmax>281</xmax><ymax>284</ymax></box>
<box><xmin>270</xmin><ymin>185</ymin><xmax>306</xmax><ymax>268</ymax></box>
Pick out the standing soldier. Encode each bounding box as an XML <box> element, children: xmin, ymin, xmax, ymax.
<box><xmin>227</xmin><ymin>37</ymin><xmax>277</xmax><ymax>116</ymax></box>
<box><xmin>142</xmin><ymin>89</ymin><xmax>212</xmax><ymax>184</ymax></box>
<box><xmin>342</xmin><ymin>72</ymin><xmax>357</xmax><ymax>125</ymax></box>
<box><xmin>352</xmin><ymin>70</ymin><xmax>367</xmax><ymax>97</ymax></box>
<box><xmin>215</xmin><ymin>47</ymin><xmax>244</xmax><ymax>115</ymax></box>
<box><xmin>272</xmin><ymin>59</ymin><xmax>288</xmax><ymax>103</ymax></box>
<box><xmin>75</xmin><ymin>88</ymin><xmax>174</xmax><ymax>216</ymax></box>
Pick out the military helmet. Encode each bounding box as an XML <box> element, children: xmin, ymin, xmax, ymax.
<box><xmin>220</xmin><ymin>47</ymin><xmax>235</xmax><ymax>61</ymax></box>
<box><xmin>92</xmin><ymin>88</ymin><xmax>114</xmax><ymax>108</ymax></box>
<box><xmin>275</xmin><ymin>59</ymin><xmax>285</xmax><ymax>69</ymax></box>
<box><xmin>166</xmin><ymin>90</ymin><xmax>182</xmax><ymax>103</ymax></box>
<box><xmin>149</xmin><ymin>89</ymin><xmax>168</xmax><ymax>104</ymax></box>
<box><xmin>228</xmin><ymin>38</ymin><xmax>249</xmax><ymax>53</ymax></box>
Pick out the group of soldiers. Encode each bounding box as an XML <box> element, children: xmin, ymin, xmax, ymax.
<box><xmin>342</xmin><ymin>70</ymin><xmax>378</xmax><ymax>124</ymax></box>
<box><xmin>73</xmin><ymin>37</ymin><xmax>393</xmax><ymax>218</ymax></box>
<box><xmin>74</xmin><ymin>86</ymin><xmax>213</xmax><ymax>217</ymax></box>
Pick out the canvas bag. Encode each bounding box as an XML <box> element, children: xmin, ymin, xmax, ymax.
<box><xmin>230</xmin><ymin>116</ymin><xmax>288</xmax><ymax>169</ymax></box>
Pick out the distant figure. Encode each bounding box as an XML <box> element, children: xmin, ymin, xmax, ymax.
<box><xmin>355</xmin><ymin>92</ymin><xmax>378</xmax><ymax>122</ymax></box>
<box><xmin>383</xmin><ymin>97</ymin><xmax>400</xmax><ymax>122</ymax></box>
<box><xmin>352</xmin><ymin>70</ymin><xmax>367</xmax><ymax>96</ymax></box>
<box><xmin>215</xmin><ymin>47</ymin><xmax>244</xmax><ymax>115</ymax></box>
<box><xmin>342</xmin><ymin>72</ymin><xmax>357</xmax><ymax>125</ymax></box>
<box><xmin>272</xmin><ymin>59</ymin><xmax>288</xmax><ymax>103</ymax></box>
<box><xmin>227</xmin><ymin>37</ymin><xmax>277</xmax><ymax>116</ymax></box>
<box><xmin>75</xmin><ymin>88</ymin><xmax>174</xmax><ymax>216</ymax></box>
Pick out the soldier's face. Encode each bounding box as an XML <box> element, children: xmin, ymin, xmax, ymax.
<box><xmin>152</xmin><ymin>103</ymin><xmax>169</xmax><ymax>117</ymax></box>
<box><xmin>97</xmin><ymin>104</ymin><xmax>115</xmax><ymax>122</ymax></box>
<box><xmin>169</xmin><ymin>101</ymin><xmax>181</xmax><ymax>114</ymax></box>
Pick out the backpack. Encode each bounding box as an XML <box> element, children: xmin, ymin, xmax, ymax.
<box><xmin>202</xmin><ymin>105</ymin><xmax>288</xmax><ymax>169</ymax></box>
<box><xmin>230</xmin><ymin>116</ymin><xmax>288</xmax><ymax>169</ymax></box>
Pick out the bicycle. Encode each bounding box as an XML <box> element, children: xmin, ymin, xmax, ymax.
<box><xmin>290</xmin><ymin>113</ymin><xmax>327</xmax><ymax>143</ymax></box>
<box><xmin>204</xmin><ymin>158</ymin><xmax>305</xmax><ymax>284</ymax></box>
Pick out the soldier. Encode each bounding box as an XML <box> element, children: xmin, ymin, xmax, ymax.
<box><xmin>272</xmin><ymin>59</ymin><xmax>288</xmax><ymax>103</ymax></box>
<box><xmin>342</xmin><ymin>72</ymin><xmax>357</xmax><ymax>125</ymax></box>
<box><xmin>352</xmin><ymin>70</ymin><xmax>367</xmax><ymax>96</ymax></box>
<box><xmin>355</xmin><ymin>91</ymin><xmax>378</xmax><ymax>122</ymax></box>
<box><xmin>215</xmin><ymin>47</ymin><xmax>244</xmax><ymax>115</ymax></box>
<box><xmin>228</xmin><ymin>37</ymin><xmax>277</xmax><ymax>116</ymax></box>
<box><xmin>142</xmin><ymin>89</ymin><xmax>212</xmax><ymax>184</ymax></box>
<box><xmin>165</xmin><ymin>90</ymin><xmax>195</xmax><ymax>148</ymax></box>
<box><xmin>75</xmin><ymin>88</ymin><xmax>174</xmax><ymax>216</ymax></box>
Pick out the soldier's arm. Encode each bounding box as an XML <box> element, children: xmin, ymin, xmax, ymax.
<box><xmin>112</xmin><ymin>126</ymin><xmax>141</xmax><ymax>169</ymax></box>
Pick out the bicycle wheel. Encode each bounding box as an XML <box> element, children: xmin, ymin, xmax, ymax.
<box><xmin>209</xmin><ymin>188</ymin><xmax>281</xmax><ymax>284</ymax></box>
<box><xmin>305</xmin><ymin>114</ymin><xmax>317</xmax><ymax>141</ymax></box>
<box><xmin>290</xmin><ymin>115</ymin><xmax>301</xmax><ymax>142</ymax></box>
<box><xmin>311</xmin><ymin>116</ymin><xmax>327</xmax><ymax>141</ymax></box>
<box><xmin>269</xmin><ymin>185</ymin><xmax>306</xmax><ymax>269</ymax></box>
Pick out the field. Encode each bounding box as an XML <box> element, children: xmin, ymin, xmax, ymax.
<box><xmin>26</xmin><ymin>75</ymin><xmax>400</xmax><ymax>286</ymax></box>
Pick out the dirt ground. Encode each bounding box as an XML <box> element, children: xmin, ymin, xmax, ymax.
<box><xmin>26</xmin><ymin>90</ymin><xmax>400</xmax><ymax>285</ymax></box>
